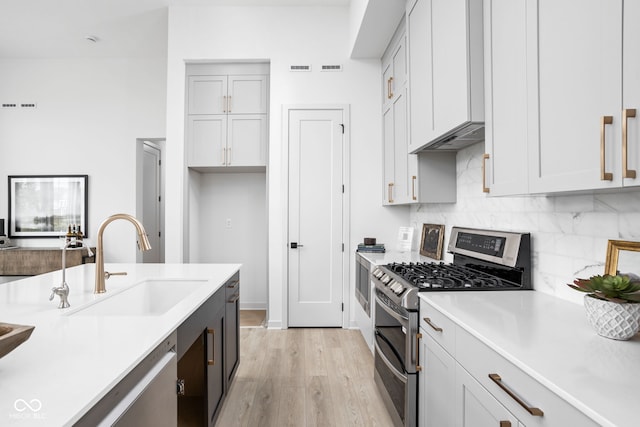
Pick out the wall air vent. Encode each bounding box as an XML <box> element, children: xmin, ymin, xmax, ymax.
<box><xmin>20</xmin><ymin>103</ymin><xmax>37</xmax><ymax>108</ymax></box>
<box><xmin>321</xmin><ymin>64</ymin><xmax>343</xmax><ymax>72</ymax></box>
<box><xmin>289</xmin><ymin>65</ymin><xmax>311</xmax><ymax>72</ymax></box>
<box><xmin>1</xmin><ymin>103</ymin><xmax>17</xmax><ymax>109</ymax></box>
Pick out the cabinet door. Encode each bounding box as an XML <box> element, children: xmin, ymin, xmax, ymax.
<box><xmin>207</xmin><ymin>302</ymin><xmax>225</xmax><ymax>426</ymax></box>
<box><xmin>227</xmin><ymin>75</ymin><xmax>268</xmax><ymax>114</ymax></box>
<box><xmin>455</xmin><ymin>364</ymin><xmax>519</xmax><ymax>427</ymax></box>
<box><xmin>623</xmin><ymin>2</ymin><xmax>640</xmax><ymax>188</ymax></box>
<box><xmin>393</xmin><ymin>88</ymin><xmax>410</xmax><ymax>204</ymax></box>
<box><xmin>188</xmin><ymin>75</ymin><xmax>227</xmax><ymax>115</ymax></box>
<box><xmin>391</xmin><ymin>35</ymin><xmax>407</xmax><ymax>101</ymax></box>
<box><xmin>420</xmin><ymin>330</ymin><xmax>456</xmax><ymax>427</ymax></box>
<box><xmin>224</xmin><ymin>276</ymin><xmax>240</xmax><ymax>388</ymax></box>
<box><xmin>483</xmin><ymin>0</ymin><xmax>529</xmax><ymax>196</ymax></box>
<box><xmin>383</xmin><ymin>104</ymin><xmax>396</xmax><ymax>204</ymax></box>
<box><xmin>187</xmin><ymin>115</ymin><xmax>227</xmax><ymax>167</ymax></box>
<box><xmin>227</xmin><ymin>115</ymin><xmax>267</xmax><ymax>166</ymax></box>
<box><xmin>528</xmin><ymin>0</ymin><xmax>622</xmax><ymax>193</ymax></box>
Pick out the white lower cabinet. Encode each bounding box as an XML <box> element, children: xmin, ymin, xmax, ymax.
<box><xmin>455</xmin><ymin>364</ymin><xmax>519</xmax><ymax>427</ymax></box>
<box><xmin>419</xmin><ymin>328</ymin><xmax>455</xmax><ymax>427</ymax></box>
<box><xmin>419</xmin><ymin>299</ymin><xmax>599</xmax><ymax>427</ymax></box>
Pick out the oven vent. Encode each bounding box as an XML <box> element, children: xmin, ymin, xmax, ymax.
<box><xmin>1</xmin><ymin>103</ymin><xmax>17</xmax><ymax>109</ymax></box>
<box><xmin>321</xmin><ymin>64</ymin><xmax>343</xmax><ymax>72</ymax></box>
<box><xmin>289</xmin><ymin>65</ymin><xmax>311</xmax><ymax>72</ymax></box>
<box><xmin>20</xmin><ymin>103</ymin><xmax>37</xmax><ymax>109</ymax></box>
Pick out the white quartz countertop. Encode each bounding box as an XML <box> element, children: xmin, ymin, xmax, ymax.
<box><xmin>356</xmin><ymin>250</ymin><xmax>436</xmax><ymax>265</ymax></box>
<box><xmin>0</xmin><ymin>263</ymin><xmax>241</xmax><ymax>426</ymax></box>
<box><xmin>419</xmin><ymin>291</ymin><xmax>640</xmax><ymax>427</ymax></box>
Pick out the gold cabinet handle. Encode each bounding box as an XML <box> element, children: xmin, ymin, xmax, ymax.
<box><xmin>228</xmin><ymin>294</ymin><xmax>240</xmax><ymax>303</ymax></box>
<box><xmin>423</xmin><ymin>317</ymin><xmax>443</xmax><ymax>332</ymax></box>
<box><xmin>600</xmin><ymin>116</ymin><xmax>614</xmax><ymax>181</ymax></box>
<box><xmin>222</xmin><ymin>147</ymin><xmax>226</xmax><ymax>165</ymax></box>
<box><xmin>223</xmin><ymin>95</ymin><xmax>227</xmax><ymax>113</ymax></box>
<box><xmin>415</xmin><ymin>332</ymin><xmax>422</xmax><ymax>372</ymax></box>
<box><xmin>227</xmin><ymin>279</ymin><xmax>240</xmax><ymax>288</ymax></box>
<box><xmin>623</xmin><ymin>108</ymin><xmax>637</xmax><ymax>179</ymax></box>
<box><xmin>412</xmin><ymin>175</ymin><xmax>417</xmax><ymax>200</ymax></box>
<box><xmin>207</xmin><ymin>328</ymin><xmax>215</xmax><ymax>365</ymax></box>
<box><xmin>228</xmin><ymin>95</ymin><xmax>232</xmax><ymax>113</ymax></box>
<box><xmin>482</xmin><ymin>153</ymin><xmax>490</xmax><ymax>193</ymax></box>
<box><xmin>488</xmin><ymin>373</ymin><xmax>544</xmax><ymax>416</ymax></box>
<box><xmin>227</xmin><ymin>147</ymin><xmax>232</xmax><ymax>165</ymax></box>
<box><xmin>388</xmin><ymin>77</ymin><xmax>394</xmax><ymax>99</ymax></box>
<box><xmin>388</xmin><ymin>183</ymin><xmax>394</xmax><ymax>203</ymax></box>
<box><xmin>387</xmin><ymin>78</ymin><xmax>391</xmax><ymax>99</ymax></box>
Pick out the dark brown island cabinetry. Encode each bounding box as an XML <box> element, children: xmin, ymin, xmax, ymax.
<box><xmin>177</xmin><ymin>272</ymin><xmax>240</xmax><ymax>426</ymax></box>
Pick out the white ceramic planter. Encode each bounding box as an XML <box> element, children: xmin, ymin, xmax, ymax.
<box><xmin>583</xmin><ymin>295</ymin><xmax>640</xmax><ymax>340</ymax></box>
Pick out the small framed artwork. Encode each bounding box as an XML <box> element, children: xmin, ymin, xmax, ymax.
<box><xmin>604</xmin><ymin>239</ymin><xmax>640</xmax><ymax>276</ymax></box>
<box><xmin>420</xmin><ymin>223</ymin><xmax>445</xmax><ymax>259</ymax></box>
<box><xmin>8</xmin><ymin>175</ymin><xmax>88</xmax><ymax>238</ymax></box>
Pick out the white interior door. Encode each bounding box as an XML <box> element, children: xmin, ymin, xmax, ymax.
<box><xmin>288</xmin><ymin>108</ymin><xmax>344</xmax><ymax>327</ymax></box>
<box><xmin>142</xmin><ymin>142</ymin><xmax>163</xmax><ymax>263</ymax></box>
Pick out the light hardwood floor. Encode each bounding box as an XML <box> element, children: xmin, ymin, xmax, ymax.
<box><xmin>215</xmin><ymin>328</ymin><xmax>394</xmax><ymax>427</ymax></box>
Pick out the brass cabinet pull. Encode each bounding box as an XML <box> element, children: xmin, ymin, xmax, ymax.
<box><xmin>412</xmin><ymin>175</ymin><xmax>417</xmax><ymax>200</ymax></box>
<box><xmin>482</xmin><ymin>153</ymin><xmax>490</xmax><ymax>193</ymax></box>
<box><xmin>207</xmin><ymin>328</ymin><xmax>215</xmax><ymax>365</ymax></box>
<box><xmin>228</xmin><ymin>294</ymin><xmax>240</xmax><ymax>303</ymax></box>
<box><xmin>600</xmin><ymin>116</ymin><xmax>614</xmax><ymax>181</ymax></box>
<box><xmin>623</xmin><ymin>108</ymin><xmax>637</xmax><ymax>179</ymax></box>
<box><xmin>223</xmin><ymin>95</ymin><xmax>227</xmax><ymax>113</ymax></box>
<box><xmin>415</xmin><ymin>332</ymin><xmax>422</xmax><ymax>372</ymax></box>
<box><xmin>388</xmin><ymin>183</ymin><xmax>394</xmax><ymax>203</ymax></box>
<box><xmin>499</xmin><ymin>422</ymin><xmax>511</xmax><ymax>427</ymax></box>
<box><xmin>227</xmin><ymin>147</ymin><xmax>232</xmax><ymax>165</ymax></box>
<box><xmin>227</xmin><ymin>280</ymin><xmax>240</xmax><ymax>288</ymax></box>
<box><xmin>388</xmin><ymin>77</ymin><xmax>394</xmax><ymax>99</ymax></box>
<box><xmin>228</xmin><ymin>95</ymin><xmax>232</xmax><ymax>113</ymax></box>
<box><xmin>222</xmin><ymin>147</ymin><xmax>226</xmax><ymax>165</ymax></box>
<box><xmin>423</xmin><ymin>317</ymin><xmax>443</xmax><ymax>332</ymax></box>
<box><xmin>488</xmin><ymin>373</ymin><xmax>544</xmax><ymax>416</ymax></box>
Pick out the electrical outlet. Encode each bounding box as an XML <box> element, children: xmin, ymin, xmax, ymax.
<box><xmin>225</xmin><ymin>218</ymin><xmax>232</xmax><ymax>229</ymax></box>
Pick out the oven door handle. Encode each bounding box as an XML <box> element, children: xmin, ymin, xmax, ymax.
<box><xmin>375</xmin><ymin>294</ymin><xmax>409</xmax><ymax>326</ymax></box>
<box><xmin>374</xmin><ymin>340</ymin><xmax>407</xmax><ymax>383</ymax></box>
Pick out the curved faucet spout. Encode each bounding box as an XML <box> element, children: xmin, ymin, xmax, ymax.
<box><xmin>94</xmin><ymin>214</ymin><xmax>151</xmax><ymax>294</ymax></box>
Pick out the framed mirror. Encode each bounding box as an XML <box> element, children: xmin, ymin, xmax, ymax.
<box><xmin>604</xmin><ymin>239</ymin><xmax>640</xmax><ymax>276</ymax></box>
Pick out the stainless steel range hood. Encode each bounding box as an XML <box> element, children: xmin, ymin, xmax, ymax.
<box><xmin>414</xmin><ymin>122</ymin><xmax>485</xmax><ymax>151</ymax></box>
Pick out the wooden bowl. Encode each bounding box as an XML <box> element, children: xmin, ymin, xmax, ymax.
<box><xmin>0</xmin><ymin>323</ymin><xmax>35</xmax><ymax>359</ymax></box>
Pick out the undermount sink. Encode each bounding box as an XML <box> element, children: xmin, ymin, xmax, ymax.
<box><xmin>69</xmin><ymin>279</ymin><xmax>208</xmax><ymax>317</ymax></box>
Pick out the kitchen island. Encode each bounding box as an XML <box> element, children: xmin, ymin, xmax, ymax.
<box><xmin>0</xmin><ymin>263</ymin><xmax>240</xmax><ymax>426</ymax></box>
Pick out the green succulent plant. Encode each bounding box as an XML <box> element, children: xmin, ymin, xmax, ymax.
<box><xmin>568</xmin><ymin>274</ymin><xmax>640</xmax><ymax>303</ymax></box>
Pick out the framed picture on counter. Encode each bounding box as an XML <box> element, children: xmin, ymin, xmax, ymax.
<box><xmin>420</xmin><ymin>223</ymin><xmax>445</xmax><ymax>259</ymax></box>
<box><xmin>8</xmin><ymin>175</ymin><xmax>88</xmax><ymax>238</ymax></box>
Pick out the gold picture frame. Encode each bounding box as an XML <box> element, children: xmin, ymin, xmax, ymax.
<box><xmin>420</xmin><ymin>224</ymin><xmax>445</xmax><ymax>260</ymax></box>
<box><xmin>604</xmin><ymin>239</ymin><xmax>640</xmax><ymax>276</ymax></box>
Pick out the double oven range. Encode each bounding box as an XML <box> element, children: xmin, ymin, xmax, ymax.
<box><xmin>372</xmin><ymin>227</ymin><xmax>532</xmax><ymax>427</ymax></box>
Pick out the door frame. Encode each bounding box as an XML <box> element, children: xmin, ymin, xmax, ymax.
<box><xmin>136</xmin><ymin>138</ymin><xmax>166</xmax><ymax>263</ymax></box>
<box><xmin>282</xmin><ymin>104</ymin><xmax>351</xmax><ymax>329</ymax></box>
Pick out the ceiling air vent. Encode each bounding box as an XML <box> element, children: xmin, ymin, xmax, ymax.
<box><xmin>289</xmin><ymin>65</ymin><xmax>311</xmax><ymax>72</ymax></box>
<box><xmin>321</xmin><ymin>64</ymin><xmax>343</xmax><ymax>72</ymax></box>
<box><xmin>1</xmin><ymin>103</ymin><xmax>17</xmax><ymax>109</ymax></box>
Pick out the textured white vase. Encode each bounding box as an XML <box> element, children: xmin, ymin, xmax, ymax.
<box><xmin>583</xmin><ymin>295</ymin><xmax>640</xmax><ymax>340</ymax></box>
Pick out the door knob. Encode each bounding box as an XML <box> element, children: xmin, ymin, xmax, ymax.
<box><xmin>290</xmin><ymin>242</ymin><xmax>304</xmax><ymax>249</ymax></box>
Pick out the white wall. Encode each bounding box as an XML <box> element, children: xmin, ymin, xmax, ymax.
<box><xmin>410</xmin><ymin>142</ymin><xmax>640</xmax><ymax>305</ymax></box>
<box><xmin>189</xmin><ymin>171</ymin><xmax>267</xmax><ymax>310</ymax></box>
<box><xmin>0</xmin><ymin>57</ymin><xmax>167</xmax><ymax>261</ymax></box>
<box><xmin>165</xmin><ymin>6</ymin><xmax>408</xmax><ymax>327</ymax></box>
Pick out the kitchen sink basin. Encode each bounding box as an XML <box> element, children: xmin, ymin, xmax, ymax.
<box><xmin>69</xmin><ymin>280</ymin><xmax>208</xmax><ymax>316</ymax></box>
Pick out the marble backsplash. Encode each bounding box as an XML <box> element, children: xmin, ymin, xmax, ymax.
<box><xmin>409</xmin><ymin>142</ymin><xmax>640</xmax><ymax>305</ymax></box>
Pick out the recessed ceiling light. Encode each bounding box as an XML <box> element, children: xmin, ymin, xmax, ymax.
<box><xmin>85</xmin><ymin>35</ymin><xmax>99</xmax><ymax>43</ymax></box>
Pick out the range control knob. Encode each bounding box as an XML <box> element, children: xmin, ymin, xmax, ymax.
<box><xmin>381</xmin><ymin>275</ymin><xmax>392</xmax><ymax>284</ymax></box>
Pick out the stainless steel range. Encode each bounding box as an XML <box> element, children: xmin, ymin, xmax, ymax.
<box><xmin>372</xmin><ymin>227</ymin><xmax>531</xmax><ymax>427</ymax></box>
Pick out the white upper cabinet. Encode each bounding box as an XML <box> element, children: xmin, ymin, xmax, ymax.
<box><xmin>407</xmin><ymin>0</ymin><xmax>484</xmax><ymax>153</ymax></box>
<box><xmin>623</xmin><ymin>0</ymin><xmax>640</xmax><ymax>188</ymax></box>
<box><xmin>528</xmin><ymin>0</ymin><xmax>623</xmax><ymax>193</ymax></box>
<box><xmin>483</xmin><ymin>0</ymin><xmax>529</xmax><ymax>196</ymax></box>
<box><xmin>186</xmin><ymin>71</ymin><xmax>268</xmax><ymax>168</ymax></box>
